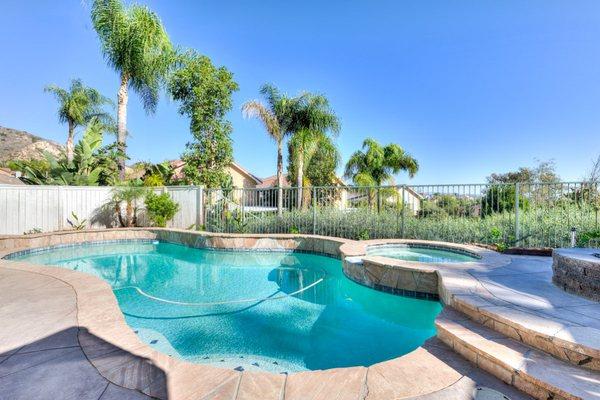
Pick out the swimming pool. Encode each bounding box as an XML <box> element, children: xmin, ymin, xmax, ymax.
<box><xmin>11</xmin><ymin>240</ymin><xmax>442</xmax><ymax>372</ymax></box>
<box><xmin>367</xmin><ymin>244</ymin><xmax>479</xmax><ymax>263</ymax></box>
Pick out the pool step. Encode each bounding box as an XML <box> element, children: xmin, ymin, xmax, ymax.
<box><xmin>449</xmin><ymin>294</ymin><xmax>600</xmax><ymax>371</ymax></box>
<box><xmin>436</xmin><ymin>307</ymin><xmax>600</xmax><ymax>400</ymax></box>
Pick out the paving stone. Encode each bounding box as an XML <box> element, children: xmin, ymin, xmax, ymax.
<box><xmin>0</xmin><ymin>347</ymin><xmax>108</xmax><ymax>400</ymax></box>
<box><xmin>285</xmin><ymin>367</ymin><xmax>367</xmax><ymax>400</ymax></box>
<box><xmin>163</xmin><ymin>364</ymin><xmax>240</xmax><ymax>400</ymax></box>
<box><xmin>0</xmin><ymin>346</ymin><xmax>81</xmax><ymax>377</ymax></box>
<box><xmin>236</xmin><ymin>371</ymin><xmax>286</xmax><ymax>400</ymax></box>
<box><xmin>367</xmin><ymin>348</ymin><xmax>462</xmax><ymax>399</ymax></box>
<box><xmin>99</xmin><ymin>383</ymin><xmax>150</xmax><ymax>399</ymax></box>
<box><xmin>16</xmin><ymin>327</ymin><xmax>79</xmax><ymax>354</ymax></box>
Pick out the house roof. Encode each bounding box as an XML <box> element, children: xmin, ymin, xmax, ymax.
<box><xmin>256</xmin><ymin>175</ymin><xmax>290</xmax><ymax>189</ymax></box>
<box><xmin>0</xmin><ymin>168</ymin><xmax>24</xmax><ymax>185</ymax></box>
<box><xmin>229</xmin><ymin>162</ymin><xmax>262</xmax><ymax>185</ymax></box>
<box><xmin>169</xmin><ymin>160</ymin><xmax>263</xmax><ymax>185</ymax></box>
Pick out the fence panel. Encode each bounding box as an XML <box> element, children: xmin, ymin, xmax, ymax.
<box><xmin>0</xmin><ymin>185</ymin><xmax>201</xmax><ymax>235</ymax></box>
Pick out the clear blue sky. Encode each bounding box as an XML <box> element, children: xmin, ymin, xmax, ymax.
<box><xmin>1</xmin><ymin>0</ymin><xmax>599</xmax><ymax>184</ymax></box>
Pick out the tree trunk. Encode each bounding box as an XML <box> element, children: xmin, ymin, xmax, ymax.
<box><xmin>117</xmin><ymin>73</ymin><xmax>129</xmax><ymax>181</ymax></box>
<box><xmin>296</xmin><ymin>150</ymin><xmax>304</xmax><ymax>209</ymax></box>
<box><xmin>277</xmin><ymin>139</ymin><xmax>283</xmax><ymax>216</ymax></box>
<box><xmin>126</xmin><ymin>200</ymin><xmax>133</xmax><ymax>227</ymax></box>
<box><xmin>66</xmin><ymin>119</ymin><xmax>75</xmax><ymax>164</ymax></box>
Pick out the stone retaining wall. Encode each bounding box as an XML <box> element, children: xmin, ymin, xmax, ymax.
<box><xmin>553</xmin><ymin>248</ymin><xmax>600</xmax><ymax>301</ymax></box>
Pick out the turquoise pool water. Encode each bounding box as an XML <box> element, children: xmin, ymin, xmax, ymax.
<box><xmin>367</xmin><ymin>245</ymin><xmax>478</xmax><ymax>263</ymax></box>
<box><xmin>12</xmin><ymin>241</ymin><xmax>442</xmax><ymax>372</ymax></box>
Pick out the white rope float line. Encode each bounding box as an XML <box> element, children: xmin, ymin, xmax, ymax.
<box><xmin>112</xmin><ymin>277</ymin><xmax>325</xmax><ymax>307</ymax></box>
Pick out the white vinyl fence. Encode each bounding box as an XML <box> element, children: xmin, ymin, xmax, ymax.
<box><xmin>0</xmin><ymin>185</ymin><xmax>201</xmax><ymax>235</ymax></box>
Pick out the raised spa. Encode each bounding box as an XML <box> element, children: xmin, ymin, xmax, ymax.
<box><xmin>367</xmin><ymin>244</ymin><xmax>479</xmax><ymax>263</ymax></box>
<box><xmin>10</xmin><ymin>240</ymin><xmax>442</xmax><ymax>373</ymax></box>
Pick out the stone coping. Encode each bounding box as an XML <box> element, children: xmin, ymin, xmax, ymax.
<box><xmin>339</xmin><ymin>238</ymin><xmax>507</xmax><ymax>267</ymax></box>
<box><xmin>338</xmin><ymin>239</ymin><xmax>510</xmax><ymax>301</ymax></box>
<box><xmin>0</xmin><ymin>228</ymin><xmax>527</xmax><ymax>400</ymax></box>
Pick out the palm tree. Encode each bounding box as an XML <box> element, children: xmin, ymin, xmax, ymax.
<box><xmin>45</xmin><ymin>79</ymin><xmax>113</xmax><ymax>163</ymax></box>
<box><xmin>91</xmin><ymin>0</ymin><xmax>174</xmax><ymax>179</ymax></box>
<box><xmin>290</xmin><ymin>94</ymin><xmax>340</xmax><ymax>208</ymax></box>
<box><xmin>344</xmin><ymin>138</ymin><xmax>419</xmax><ymax>210</ymax></box>
<box><xmin>242</xmin><ymin>84</ymin><xmax>307</xmax><ymax>215</ymax></box>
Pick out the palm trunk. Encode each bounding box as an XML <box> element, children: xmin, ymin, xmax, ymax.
<box><xmin>126</xmin><ymin>200</ymin><xmax>133</xmax><ymax>227</ymax></box>
<box><xmin>117</xmin><ymin>73</ymin><xmax>129</xmax><ymax>181</ymax></box>
<box><xmin>66</xmin><ymin>119</ymin><xmax>75</xmax><ymax>164</ymax></box>
<box><xmin>277</xmin><ymin>139</ymin><xmax>283</xmax><ymax>216</ymax></box>
<box><xmin>296</xmin><ymin>150</ymin><xmax>304</xmax><ymax>209</ymax></box>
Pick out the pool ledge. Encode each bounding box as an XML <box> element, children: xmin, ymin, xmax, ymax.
<box><xmin>339</xmin><ymin>239</ymin><xmax>510</xmax><ymax>301</ymax></box>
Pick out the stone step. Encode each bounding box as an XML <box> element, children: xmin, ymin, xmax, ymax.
<box><xmin>436</xmin><ymin>307</ymin><xmax>600</xmax><ymax>400</ymax></box>
<box><xmin>449</xmin><ymin>293</ymin><xmax>600</xmax><ymax>371</ymax></box>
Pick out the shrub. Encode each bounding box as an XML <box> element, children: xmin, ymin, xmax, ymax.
<box><xmin>577</xmin><ymin>229</ymin><xmax>600</xmax><ymax>247</ymax></box>
<box><xmin>145</xmin><ymin>192</ymin><xmax>180</xmax><ymax>227</ymax></box>
<box><xmin>143</xmin><ymin>173</ymin><xmax>165</xmax><ymax>187</ymax></box>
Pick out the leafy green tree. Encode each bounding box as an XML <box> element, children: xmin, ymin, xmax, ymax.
<box><xmin>481</xmin><ymin>185</ymin><xmax>530</xmax><ymax>216</ymax></box>
<box><xmin>242</xmin><ymin>84</ymin><xmax>308</xmax><ymax>215</ymax></box>
<box><xmin>487</xmin><ymin>160</ymin><xmax>560</xmax><ymax>184</ymax></box>
<box><xmin>344</xmin><ymin>138</ymin><xmax>418</xmax><ymax>186</ymax></box>
<box><xmin>168</xmin><ymin>51</ymin><xmax>238</xmax><ymax>187</ymax></box>
<box><xmin>139</xmin><ymin>161</ymin><xmax>175</xmax><ymax>186</ymax></box>
<box><xmin>93</xmin><ymin>142</ymin><xmax>127</xmax><ymax>186</ymax></box>
<box><xmin>288</xmin><ymin>133</ymin><xmax>340</xmax><ymax>187</ymax></box>
<box><xmin>288</xmin><ymin>94</ymin><xmax>340</xmax><ymax>207</ymax></box>
<box><xmin>44</xmin><ymin>79</ymin><xmax>113</xmax><ymax>163</ymax></box>
<box><xmin>91</xmin><ymin>0</ymin><xmax>174</xmax><ymax>179</ymax></box>
<box><xmin>344</xmin><ymin>138</ymin><xmax>418</xmax><ymax>211</ymax></box>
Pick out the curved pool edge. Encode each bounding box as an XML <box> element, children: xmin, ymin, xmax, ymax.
<box><xmin>0</xmin><ymin>229</ymin><xmax>513</xmax><ymax>399</ymax></box>
<box><xmin>339</xmin><ymin>239</ymin><xmax>511</xmax><ymax>303</ymax></box>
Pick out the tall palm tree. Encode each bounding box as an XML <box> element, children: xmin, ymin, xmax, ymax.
<box><xmin>91</xmin><ymin>0</ymin><xmax>174</xmax><ymax>179</ymax></box>
<box><xmin>44</xmin><ymin>79</ymin><xmax>113</xmax><ymax>163</ymax></box>
<box><xmin>344</xmin><ymin>138</ymin><xmax>419</xmax><ymax>210</ymax></box>
<box><xmin>242</xmin><ymin>84</ymin><xmax>306</xmax><ymax>215</ymax></box>
<box><xmin>290</xmin><ymin>94</ymin><xmax>340</xmax><ymax>207</ymax></box>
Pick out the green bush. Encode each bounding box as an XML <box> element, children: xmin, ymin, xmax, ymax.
<box><xmin>202</xmin><ymin>200</ymin><xmax>599</xmax><ymax>248</ymax></box>
<box><xmin>577</xmin><ymin>229</ymin><xmax>600</xmax><ymax>247</ymax></box>
<box><xmin>145</xmin><ymin>192</ymin><xmax>180</xmax><ymax>227</ymax></box>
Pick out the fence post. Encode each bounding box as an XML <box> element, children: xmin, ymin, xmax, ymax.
<box><xmin>57</xmin><ymin>186</ymin><xmax>63</xmax><ymax>231</ymax></box>
<box><xmin>401</xmin><ymin>185</ymin><xmax>406</xmax><ymax>238</ymax></box>
<box><xmin>312</xmin><ymin>187</ymin><xmax>317</xmax><ymax>235</ymax></box>
<box><xmin>196</xmin><ymin>186</ymin><xmax>204</xmax><ymax>230</ymax></box>
<box><xmin>514</xmin><ymin>182</ymin><xmax>520</xmax><ymax>244</ymax></box>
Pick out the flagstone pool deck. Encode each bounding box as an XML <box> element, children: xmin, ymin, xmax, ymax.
<box><xmin>0</xmin><ymin>229</ymin><xmax>599</xmax><ymax>400</ymax></box>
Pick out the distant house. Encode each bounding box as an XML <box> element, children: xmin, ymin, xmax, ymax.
<box><xmin>0</xmin><ymin>168</ymin><xmax>24</xmax><ymax>185</ymax></box>
<box><xmin>169</xmin><ymin>160</ymin><xmax>262</xmax><ymax>188</ymax></box>
<box><xmin>346</xmin><ymin>185</ymin><xmax>423</xmax><ymax>214</ymax></box>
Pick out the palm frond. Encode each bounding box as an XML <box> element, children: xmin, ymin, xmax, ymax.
<box><xmin>242</xmin><ymin>100</ymin><xmax>281</xmax><ymax>142</ymax></box>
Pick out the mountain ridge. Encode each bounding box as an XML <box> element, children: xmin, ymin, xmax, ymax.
<box><xmin>0</xmin><ymin>126</ymin><xmax>64</xmax><ymax>163</ymax></box>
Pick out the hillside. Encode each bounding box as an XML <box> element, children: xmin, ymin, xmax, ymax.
<box><xmin>0</xmin><ymin>126</ymin><xmax>64</xmax><ymax>163</ymax></box>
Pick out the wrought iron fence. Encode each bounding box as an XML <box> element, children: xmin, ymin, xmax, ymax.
<box><xmin>201</xmin><ymin>182</ymin><xmax>600</xmax><ymax>248</ymax></box>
